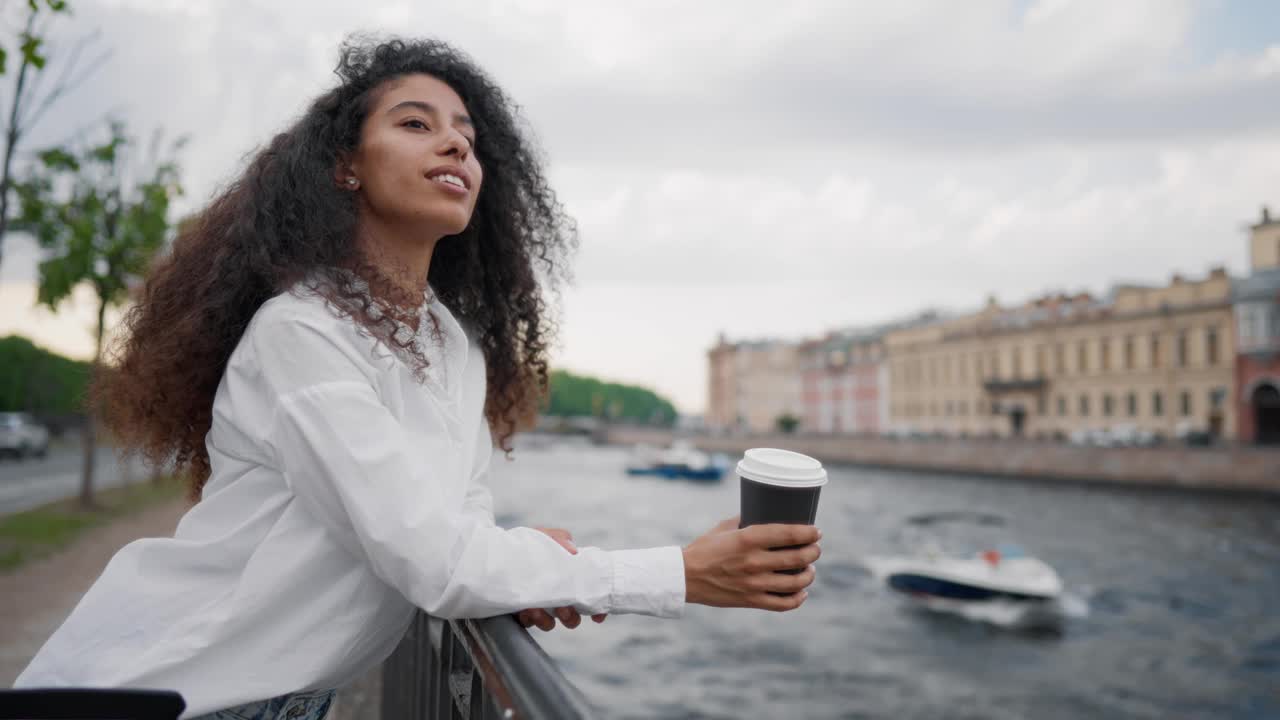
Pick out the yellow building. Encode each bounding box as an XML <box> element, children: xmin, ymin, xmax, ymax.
<box><xmin>706</xmin><ymin>335</ymin><xmax>801</xmax><ymax>433</ymax></box>
<box><xmin>885</xmin><ymin>269</ymin><xmax>1235</xmax><ymax>440</ymax></box>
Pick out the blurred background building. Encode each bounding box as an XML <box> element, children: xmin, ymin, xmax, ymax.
<box><xmin>706</xmin><ymin>335</ymin><xmax>800</xmax><ymax>433</ymax></box>
<box><xmin>1234</xmin><ymin>207</ymin><xmax>1280</xmax><ymax>444</ymax></box>
<box><xmin>886</xmin><ymin>269</ymin><xmax>1233</xmax><ymax>440</ymax></box>
<box><xmin>798</xmin><ymin>330</ymin><xmax>888</xmax><ymax>436</ymax></box>
<box><xmin>708</xmin><ymin>212</ymin><xmax>1280</xmax><ymax>445</ymax></box>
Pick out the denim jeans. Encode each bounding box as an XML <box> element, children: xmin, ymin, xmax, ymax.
<box><xmin>187</xmin><ymin>688</ymin><xmax>335</xmax><ymax>720</ymax></box>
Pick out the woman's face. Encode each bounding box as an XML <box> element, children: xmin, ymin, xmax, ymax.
<box><xmin>346</xmin><ymin>73</ymin><xmax>483</xmax><ymax>236</ymax></box>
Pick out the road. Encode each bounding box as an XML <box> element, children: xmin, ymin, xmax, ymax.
<box><xmin>0</xmin><ymin>441</ymin><xmax>147</xmax><ymax>516</ymax></box>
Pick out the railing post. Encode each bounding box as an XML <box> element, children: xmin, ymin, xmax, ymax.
<box><xmin>381</xmin><ymin>611</ymin><xmax>595</xmax><ymax>719</ymax></box>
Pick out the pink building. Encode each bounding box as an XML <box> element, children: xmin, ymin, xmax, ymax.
<box><xmin>799</xmin><ymin>331</ymin><xmax>888</xmax><ymax>434</ymax></box>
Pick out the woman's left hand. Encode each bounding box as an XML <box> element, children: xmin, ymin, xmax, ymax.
<box><xmin>515</xmin><ymin>527</ymin><xmax>609</xmax><ymax>631</ymax></box>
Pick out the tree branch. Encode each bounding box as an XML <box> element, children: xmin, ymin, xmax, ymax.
<box><xmin>19</xmin><ymin>32</ymin><xmax>110</xmax><ymax>134</ymax></box>
<box><xmin>37</xmin><ymin>103</ymin><xmax>127</xmax><ymax>151</ymax></box>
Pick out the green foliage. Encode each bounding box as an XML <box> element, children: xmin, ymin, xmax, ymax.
<box><xmin>13</xmin><ymin>120</ymin><xmax>183</xmax><ymax>328</ymax></box>
<box><xmin>19</xmin><ymin>31</ymin><xmax>43</xmax><ymax>69</ymax></box>
<box><xmin>776</xmin><ymin>413</ymin><xmax>800</xmax><ymax>434</ymax></box>
<box><xmin>545</xmin><ymin>369</ymin><xmax>678</xmax><ymax>425</ymax></box>
<box><xmin>1</xmin><ymin>1</ymin><xmax>70</xmax><ymax>76</ymax></box>
<box><xmin>0</xmin><ymin>335</ymin><xmax>89</xmax><ymax>414</ymax></box>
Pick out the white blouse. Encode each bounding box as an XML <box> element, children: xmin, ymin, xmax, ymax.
<box><xmin>14</xmin><ymin>282</ymin><xmax>686</xmax><ymax>718</ymax></box>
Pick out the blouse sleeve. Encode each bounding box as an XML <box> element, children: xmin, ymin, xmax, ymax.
<box><xmin>460</xmin><ymin>418</ymin><xmax>496</xmax><ymax>528</ymax></box>
<box><xmin>254</xmin><ymin>310</ymin><xmax>685</xmax><ymax>620</ymax></box>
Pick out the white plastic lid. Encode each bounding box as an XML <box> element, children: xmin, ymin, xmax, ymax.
<box><xmin>736</xmin><ymin>448</ymin><xmax>828</xmax><ymax>488</ymax></box>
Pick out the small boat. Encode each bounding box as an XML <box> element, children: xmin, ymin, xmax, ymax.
<box><xmin>869</xmin><ymin>549</ymin><xmax>1063</xmax><ymax>602</ymax></box>
<box><xmin>625</xmin><ymin>441</ymin><xmax>727</xmax><ymax>482</ymax></box>
<box><xmin>864</xmin><ymin>511</ymin><xmax>1067</xmax><ymax>629</ymax></box>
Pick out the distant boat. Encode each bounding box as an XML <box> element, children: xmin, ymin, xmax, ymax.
<box><xmin>625</xmin><ymin>441</ymin><xmax>728</xmax><ymax>482</ymax></box>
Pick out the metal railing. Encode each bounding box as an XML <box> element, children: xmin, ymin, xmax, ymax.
<box><xmin>381</xmin><ymin>611</ymin><xmax>596</xmax><ymax>720</ymax></box>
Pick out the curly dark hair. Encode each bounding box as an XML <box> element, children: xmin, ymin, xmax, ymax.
<box><xmin>94</xmin><ymin>36</ymin><xmax>577</xmax><ymax>500</ymax></box>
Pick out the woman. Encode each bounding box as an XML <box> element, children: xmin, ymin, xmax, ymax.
<box><xmin>15</xmin><ymin>37</ymin><xmax>821</xmax><ymax>719</ymax></box>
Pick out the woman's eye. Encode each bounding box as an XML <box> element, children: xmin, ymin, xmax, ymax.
<box><xmin>404</xmin><ymin>119</ymin><xmax>429</xmax><ymax>130</ymax></box>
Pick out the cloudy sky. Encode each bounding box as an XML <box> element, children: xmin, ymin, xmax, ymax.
<box><xmin>1</xmin><ymin>0</ymin><xmax>1278</xmax><ymax>412</ymax></box>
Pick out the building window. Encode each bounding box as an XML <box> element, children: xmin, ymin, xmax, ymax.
<box><xmin>1057</xmin><ymin>395</ymin><xmax>1067</xmax><ymax>416</ymax></box>
<box><xmin>1100</xmin><ymin>338</ymin><xmax>1111</xmax><ymax>371</ymax></box>
<box><xmin>1180</xmin><ymin>390</ymin><xmax>1192</xmax><ymax>417</ymax></box>
<box><xmin>1037</xmin><ymin>394</ymin><xmax>1047</xmax><ymax>416</ymax></box>
<box><xmin>990</xmin><ymin>352</ymin><xmax>999</xmax><ymax>379</ymax></box>
<box><xmin>960</xmin><ymin>400</ymin><xmax>968</xmax><ymax>416</ymax></box>
<box><xmin>1153</xmin><ymin>391</ymin><xmax>1164</xmax><ymax>416</ymax></box>
<box><xmin>1078</xmin><ymin>341</ymin><xmax>1088</xmax><ymax>374</ymax></box>
<box><xmin>1012</xmin><ymin>347</ymin><xmax>1022</xmax><ymax>379</ymax></box>
<box><xmin>1210</xmin><ymin>387</ymin><xmax>1227</xmax><ymax>410</ymax></box>
<box><xmin>945</xmin><ymin>401</ymin><xmax>953</xmax><ymax>416</ymax></box>
<box><xmin>1177</xmin><ymin>330</ymin><xmax>1189</xmax><ymax>368</ymax></box>
<box><xmin>1124</xmin><ymin>335</ymin><xmax>1135</xmax><ymax>370</ymax></box>
<box><xmin>1206</xmin><ymin>326</ymin><xmax>1219</xmax><ymax>365</ymax></box>
<box><xmin>1035</xmin><ymin>345</ymin><xmax>1045</xmax><ymax>375</ymax></box>
<box><xmin>1151</xmin><ymin>333</ymin><xmax>1161</xmax><ymax>368</ymax></box>
<box><xmin>1127</xmin><ymin>392</ymin><xmax>1138</xmax><ymax>417</ymax></box>
<box><xmin>1079</xmin><ymin>394</ymin><xmax>1090</xmax><ymax>416</ymax></box>
<box><xmin>1103</xmin><ymin>394</ymin><xmax>1114</xmax><ymax>416</ymax></box>
<box><xmin>959</xmin><ymin>355</ymin><xmax>967</xmax><ymax>381</ymax></box>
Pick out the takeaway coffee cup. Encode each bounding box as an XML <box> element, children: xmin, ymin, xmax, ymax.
<box><xmin>737</xmin><ymin>448</ymin><xmax>827</xmax><ymax>577</ymax></box>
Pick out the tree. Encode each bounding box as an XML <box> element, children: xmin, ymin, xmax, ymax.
<box><xmin>1</xmin><ymin>0</ymin><xmax>107</xmax><ymax>273</ymax></box>
<box><xmin>13</xmin><ymin>120</ymin><xmax>183</xmax><ymax>507</ymax></box>
<box><xmin>544</xmin><ymin>369</ymin><xmax>678</xmax><ymax>426</ymax></box>
<box><xmin>0</xmin><ymin>334</ymin><xmax>91</xmax><ymax>421</ymax></box>
<box><xmin>775</xmin><ymin>413</ymin><xmax>800</xmax><ymax>434</ymax></box>
<box><xmin>0</xmin><ymin>2</ymin><xmax>69</xmax><ymax>76</ymax></box>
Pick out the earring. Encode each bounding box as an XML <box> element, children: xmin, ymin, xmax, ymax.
<box><xmin>346</xmin><ymin>177</ymin><xmax>359</xmax><ymax>189</ymax></box>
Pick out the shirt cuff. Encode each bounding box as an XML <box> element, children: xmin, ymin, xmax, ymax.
<box><xmin>606</xmin><ymin>546</ymin><xmax>686</xmax><ymax>618</ymax></box>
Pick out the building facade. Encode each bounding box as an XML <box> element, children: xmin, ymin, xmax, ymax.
<box><xmin>1234</xmin><ymin>207</ymin><xmax>1280</xmax><ymax>444</ymax></box>
<box><xmin>798</xmin><ymin>331</ymin><xmax>889</xmax><ymax>434</ymax></box>
<box><xmin>706</xmin><ymin>335</ymin><xmax>738</xmax><ymax>431</ymax></box>
<box><xmin>885</xmin><ymin>271</ymin><xmax>1236</xmax><ymax>441</ymax></box>
<box><xmin>706</xmin><ymin>336</ymin><xmax>801</xmax><ymax>433</ymax></box>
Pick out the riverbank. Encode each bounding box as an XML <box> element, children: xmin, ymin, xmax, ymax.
<box><xmin>0</xmin><ymin>476</ymin><xmax>186</xmax><ymax>571</ymax></box>
<box><xmin>601</xmin><ymin>427</ymin><xmax>1280</xmax><ymax>494</ymax></box>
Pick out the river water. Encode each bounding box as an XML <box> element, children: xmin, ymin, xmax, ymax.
<box><xmin>485</xmin><ymin>440</ymin><xmax>1280</xmax><ymax>719</ymax></box>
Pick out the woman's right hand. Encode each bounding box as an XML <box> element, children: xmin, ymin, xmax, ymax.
<box><xmin>683</xmin><ymin>516</ymin><xmax>821</xmax><ymax>611</ymax></box>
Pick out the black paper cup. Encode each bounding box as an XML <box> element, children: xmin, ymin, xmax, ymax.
<box><xmin>737</xmin><ymin>448</ymin><xmax>827</xmax><ymax>589</ymax></box>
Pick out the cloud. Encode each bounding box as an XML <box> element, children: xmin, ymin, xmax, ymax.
<box><xmin>2</xmin><ymin>0</ymin><xmax>1278</xmax><ymax>413</ymax></box>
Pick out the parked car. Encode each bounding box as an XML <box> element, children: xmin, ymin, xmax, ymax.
<box><xmin>0</xmin><ymin>412</ymin><xmax>51</xmax><ymax>459</ymax></box>
<box><xmin>1068</xmin><ymin>427</ymin><xmax>1107</xmax><ymax>446</ymax></box>
<box><xmin>1174</xmin><ymin>420</ymin><xmax>1216</xmax><ymax>448</ymax></box>
<box><xmin>1107</xmin><ymin>424</ymin><xmax>1159</xmax><ymax>447</ymax></box>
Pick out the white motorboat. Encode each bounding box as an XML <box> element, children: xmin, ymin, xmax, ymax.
<box><xmin>867</xmin><ymin>511</ymin><xmax>1064</xmax><ymax>602</ymax></box>
<box><xmin>866</xmin><ymin>549</ymin><xmax>1063</xmax><ymax>602</ymax></box>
